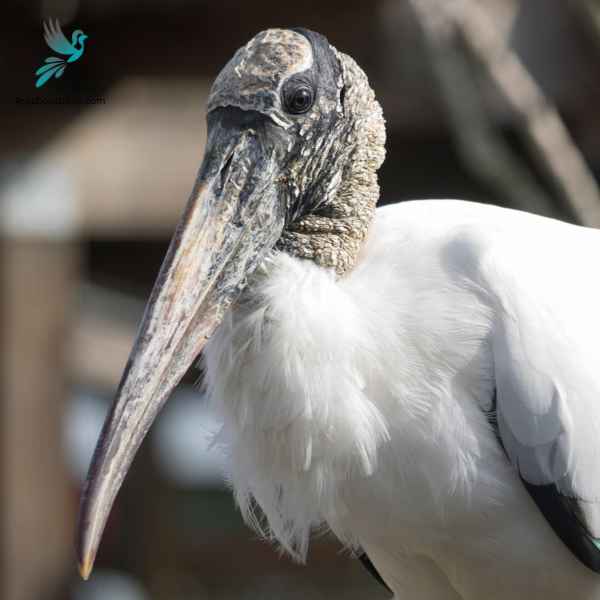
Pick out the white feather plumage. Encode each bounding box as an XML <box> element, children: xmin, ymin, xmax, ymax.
<box><xmin>204</xmin><ymin>199</ymin><xmax>600</xmax><ymax>598</ymax></box>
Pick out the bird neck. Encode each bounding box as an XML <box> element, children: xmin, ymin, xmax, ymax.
<box><xmin>277</xmin><ymin>159</ymin><xmax>379</xmax><ymax>276</ymax></box>
<box><xmin>277</xmin><ymin>52</ymin><xmax>386</xmax><ymax>277</ymax></box>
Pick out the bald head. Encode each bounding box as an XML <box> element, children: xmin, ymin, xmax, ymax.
<box><xmin>208</xmin><ymin>28</ymin><xmax>343</xmax><ymax>129</ymax></box>
<box><xmin>205</xmin><ymin>27</ymin><xmax>385</xmax><ymax>273</ymax></box>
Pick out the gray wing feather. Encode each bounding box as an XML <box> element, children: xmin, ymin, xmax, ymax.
<box><xmin>478</xmin><ymin>230</ymin><xmax>600</xmax><ymax>570</ymax></box>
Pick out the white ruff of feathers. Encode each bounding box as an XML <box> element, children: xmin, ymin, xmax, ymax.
<box><xmin>203</xmin><ymin>209</ymin><xmax>499</xmax><ymax>562</ymax></box>
<box><xmin>203</xmin><ymin>252</ymin><xmax>390</xmax><ymax>559</ymax></box>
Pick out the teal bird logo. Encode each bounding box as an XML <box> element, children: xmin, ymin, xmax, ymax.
<box><xmin>35</xmin><ymin>19</ymin><xmax>88</xmax><ymax>88</ymax></box>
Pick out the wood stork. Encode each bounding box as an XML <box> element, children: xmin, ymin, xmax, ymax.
<box><xmin>77</xmin><ymin>28</ymin><xmax>600</xmax><ymax>599</ymax></box>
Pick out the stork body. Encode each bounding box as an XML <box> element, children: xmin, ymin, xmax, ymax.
<box><xmin>77</xmin><ymin>28</ymin><xmax>600</xmax><ymax>599</ymax></box>
<box><xmin>205</xmin><ymin>199</ymin><xmax>600</xmax><ymax>599</ymax></box>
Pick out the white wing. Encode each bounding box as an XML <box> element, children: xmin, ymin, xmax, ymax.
<box><xmin>478</xmin><ymin>218</ymin><xmax>600</xmax><ymax>570</ymax></box>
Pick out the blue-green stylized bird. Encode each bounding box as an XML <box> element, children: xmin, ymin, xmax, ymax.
<box><xmin>35</xmin><ymin>19</ymin><xmax>88</xmax><ymax>88</ymax></box>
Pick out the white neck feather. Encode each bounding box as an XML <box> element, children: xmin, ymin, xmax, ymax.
<box><xmin>203</xmin><ymin>252</ymin><xmax>390</xmax><ymax>558</ymax></box>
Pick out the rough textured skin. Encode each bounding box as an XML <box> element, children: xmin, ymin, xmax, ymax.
<box><xmin>276</xmin><ymin>50</ymin><xmax>386</xmax><ymax>276</ymax></box>
<box><xmin>207</xmin><ymin>28</ymin><xmax>386</xmax><ymax>277</ymax></box>
<box><xmin>208</xmin><ymin>29</ymin><xmax>312</xmax><ymax>129</ymax></box>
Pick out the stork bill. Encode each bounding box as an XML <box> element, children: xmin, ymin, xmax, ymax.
<box><xmin>78</xmin><ymin>28</ymin><xmax>600</xmax><ymax>599</ymax></box>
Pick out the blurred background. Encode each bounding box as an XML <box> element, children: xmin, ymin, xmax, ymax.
<box><xmin>2</xmin><ymin>0</ymin><xmax>600</xmax><ymax>599</ymax></box>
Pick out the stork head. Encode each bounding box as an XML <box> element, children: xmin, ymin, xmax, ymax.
<box><xmin>76</xmin><ymin>27</ymin><xmax>385</xmax><ymax>579</ymax></box>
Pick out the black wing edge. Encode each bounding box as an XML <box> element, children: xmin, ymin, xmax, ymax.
<box><xmin>359</xmin><ymin>552</ymin><xmax>393</xmax><ymax>595</ymax></box>
<box><xmin>522</xmin><ymin>481</ymin><xmax>600</xmax><ymax>573</ymax></box>
<box><xmin>486</xmin><ymin>389</ymin><xmax>600</xmax><ymax>573</ymax></box>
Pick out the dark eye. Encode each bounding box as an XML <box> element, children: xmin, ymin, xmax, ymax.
<box><xmin>284</xmin><ymin>84</ymin><xmax>315</xmax><ymax>115</ymax></box>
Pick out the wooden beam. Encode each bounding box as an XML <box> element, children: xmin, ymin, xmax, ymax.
<box><xmin>48</xmin><ymin>79</ymin><xmax>208</xmax><ymax>237</ymax></box>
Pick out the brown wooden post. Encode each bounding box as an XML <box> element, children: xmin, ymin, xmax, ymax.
<box><xmin>1</xmin><ymin>154</ymin><xmax>82</xmax><ymax>600</ymax></box>
<box><xmin>2</xmin><ymin>239</ymin><xmax>80</xmax><ymax>600</ymax></box>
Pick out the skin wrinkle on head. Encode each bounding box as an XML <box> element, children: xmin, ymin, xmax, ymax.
<box><xmin>209</xmin><ymin>29</ymin><xmax>314</xmax><ymax>129</ymax></box>
<box><xmin>277</xmin><ymin>48</ymin><xmax>386</xmax><ymax>276</ymax></box>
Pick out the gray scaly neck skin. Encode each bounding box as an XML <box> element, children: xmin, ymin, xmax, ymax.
<box><xmin>276</xmin><ymin>51</ymin><xmax>386</xmax><ymax>277</ymax></box>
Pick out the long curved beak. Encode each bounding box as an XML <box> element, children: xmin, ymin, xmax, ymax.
<box><xmin>76</xmin><ymin>110</ymin><xmax>286</xmax><ymax>579</ymax></box>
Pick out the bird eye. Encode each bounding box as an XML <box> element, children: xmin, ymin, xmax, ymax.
<box><xmin>283</xmin><ymin>84</ymin><xmax>315</xmax><ymax>115</ymax></box>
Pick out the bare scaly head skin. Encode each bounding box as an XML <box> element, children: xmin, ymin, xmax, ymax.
<box><xmin>277</xmin><ymin>50</ymin><xmax>386</xmax><ymax>275</ymax></box>
<box><xmin>210</xmin><ymin>28</ymin><xmax>386</xmax><ymax>275</ymax></box>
